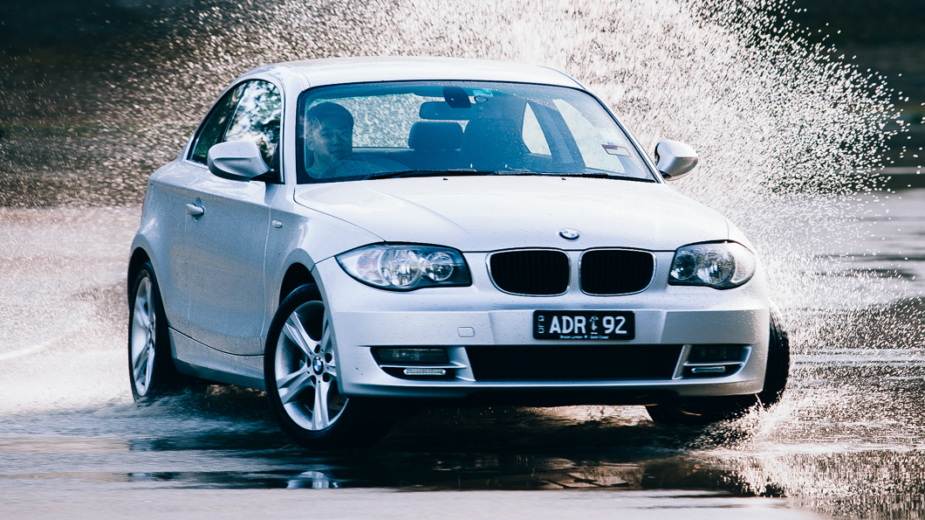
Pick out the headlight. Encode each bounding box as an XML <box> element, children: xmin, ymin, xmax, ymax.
<box><xmin>669</xmin><ymin>242</ymin><xmax>756</xmax><ymax>289</ymax></box>
<box><xmin>336</xmin><ymin>244</ymin><xmax>471</xmax><ymax>290</ymax></box>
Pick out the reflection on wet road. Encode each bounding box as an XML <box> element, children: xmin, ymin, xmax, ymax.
<box><xmin>0</xmin><ymin>191</ymin><xmax>923</xmax><ymax>518</ymax></box>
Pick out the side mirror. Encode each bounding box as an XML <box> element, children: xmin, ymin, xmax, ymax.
<box><xmin>207</xmin><ymin>141</ymin><xmax>270</xmax><ymax>181</ymax></box>
<box><xmin>654</xmin><ymin>140</ymin><xmax>698</xmax><ymax>181</ymax></box>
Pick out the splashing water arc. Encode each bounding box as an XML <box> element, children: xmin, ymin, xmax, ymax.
<box><xmin>0</xmin><ymin>0</ymin><xmax>903</xmax><ymax>410</ymax></box>
<box><xmin>251</xmin><ymin>0</ymin><xmax>895</xmax><ymax>340</ymax></box>
<box><xmin>114</xmin><ymin>0</ymin><xmax>901</xmax><ymax>349</ymax></box>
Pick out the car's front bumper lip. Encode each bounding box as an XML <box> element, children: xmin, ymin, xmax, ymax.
<box><xmin>314</xmin><ymin>254</ymin><xmax>771</xmax><ymax>402</ymax></box>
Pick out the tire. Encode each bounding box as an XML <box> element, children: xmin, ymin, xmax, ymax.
<box><xmin>757</xmin><ymin>306</ymin><xmax>790</xmax><ymax>407</ymax></box>
<box><xmin>645</xmin><ymin>395</ymin><xmax>759</xmax><ymax>426</ymax></box>
<box><xmin>128</xmin><ymin>261</ymin><xmax>183</xmax><ymax>401</ymax></box>
<box><xmin>646</xmin><ymin>308</ymin><xmax>791</xmax><ymax>426</ymax></box>
<box><xmin>264</xmin><ymin>284</ymin><xmax>391</xmax><ymax>450</ymax></box>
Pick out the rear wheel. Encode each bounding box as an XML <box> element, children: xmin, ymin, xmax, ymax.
<box><xmin>646</xmin><ymin>309</ymin><xmax>790</xmax><ymax>425</ymax></box>
<box><xmin>264</xmin><ymin>284</ymin><xmax>391</xmax><ymax>449</ymax></box>
<box><xmin>128</xmin><ymin>261</ymin><xmax>183</xmax><ymax>401</ymax></box>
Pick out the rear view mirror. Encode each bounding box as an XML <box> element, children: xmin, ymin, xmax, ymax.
<box><xmin>654</xmin><ymin>140</ymin><xmax>698</xmax><ymax>181</ymax></box>
<box><xmin>419</xmin><ymin>101</ymin><xmax>476</xmax><ymax>120</ymax></box>
<box><xmin>207</xmin><ymin>141</ymin><xmax>271</xmax><ymax>181</ymax></box>
<box><xmin>443</xmin><ymin>86</ymin><xmax>472</xmax><ymax>108</ymax></box>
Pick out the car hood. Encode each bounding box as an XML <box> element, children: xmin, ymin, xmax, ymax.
<box><xmin>293</xmin><ymin>176</ymin><xmax>730</xmax><ymax>251</ymax></box>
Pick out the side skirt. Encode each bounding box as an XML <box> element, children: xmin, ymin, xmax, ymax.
<box><xmin>169</xmin><ymin>328</ymin><xmax>266</xmax><ymax>390</ymax></box>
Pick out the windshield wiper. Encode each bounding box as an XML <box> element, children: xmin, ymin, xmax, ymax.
<box><xmin>558</xmin><ymin>172</ymin><xmax>614</xmax><ymax>179</ymax></box>
<box><xmin>371</xmin><ymin>169</ymin><xmax>501</xmax><ymax>180</ymax></box>
<box><xmin>548</xmin><ymin>170</ymin><xmax>657</xmax><ymax>182</ymax></box>
<box><xmin>370</xmin><ymin>168</ymin><xmax>652</xmax><ymax>181</ymax></box>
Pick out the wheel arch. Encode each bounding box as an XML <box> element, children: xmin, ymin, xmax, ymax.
<box><xmin>279</xmin><ymin>262</ymin><xmax>316</xmax><ymax>304</ymax></box>
<box><xmin>127</xmin><ymin>247</ymin><xmax>152</xmax><ymax>301</ymax></box>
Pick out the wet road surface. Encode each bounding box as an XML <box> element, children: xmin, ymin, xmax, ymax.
<box><xmin>1</xmin><ymin>190</ymin><xmax>924</xmax><ymax>518</ymax></box>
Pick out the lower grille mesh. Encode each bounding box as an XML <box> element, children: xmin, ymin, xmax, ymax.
<box><xmin>466</xmin><ymin>345</ymin><xmax>682</xmax><ymax>381</ymax></box>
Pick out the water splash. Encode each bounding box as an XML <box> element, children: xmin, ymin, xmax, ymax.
<box><xmin>5</xmin><ymin>0</ymin><xmax>902</xmax><ymax>292</ymax></box>
<box><xmin>1</xmin><ymin>0</ymin><xmax>922</xmax><ymax>516</ymax></box>
<box><xmin>351</xmin><ymin>0</ymin><xmax>905</xmax><ymax>331</ymax></box>
<box><xmin>1</xmin><ymin>0</ymin><xmax>912</xmax><ymax>423</ymax></box>
<box><xmin>152</xmin><ymin>0</ymin><xmax>922</xmax><ymax>512</ymax></box>
<box><xmin>118</xmin><ymin>0</ymin><xmax>908</xmax><ymax>340</ymax></box>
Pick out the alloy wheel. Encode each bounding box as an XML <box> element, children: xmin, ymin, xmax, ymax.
<box><xmin>273</xmin><ymin>301</ymin><xmax>348</xmax><ymax>431</ymax></box>
<box><xmin>130</xmin><ymin>276</ymin><xmax>156</xmax><ymax>396</ymax></box>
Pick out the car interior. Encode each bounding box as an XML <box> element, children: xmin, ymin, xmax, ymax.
<box><xmin>295</xmin><ymin>84</ymin><xmax>650</xmax><ymax>183</ymax></box>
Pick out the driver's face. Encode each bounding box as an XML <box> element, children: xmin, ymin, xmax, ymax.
<box><xmin>308</xmin><ymin>118</ymin><xmax>353</xmax><ymax>164</ymax></box>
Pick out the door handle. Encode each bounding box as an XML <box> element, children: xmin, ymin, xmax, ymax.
<box><xmin>185</xmin><ymin>203</ymin><xmax>205</xmax><ymax>217</ymax></box>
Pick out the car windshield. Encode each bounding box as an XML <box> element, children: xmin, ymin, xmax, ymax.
<box><xmin>296</xmin><ymin>81</ymin><xmax>656</xmax><ymax>184</ymax></box>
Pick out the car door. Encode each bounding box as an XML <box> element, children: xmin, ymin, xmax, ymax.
<box><xmin>149</xmin><ymin>82</ymin><xmax>245</xmax><ymax>338</ymax></box>
<box><xmin>181</xmin><ymin>79</ymin><xmax>282</xmax><ymax>355</ymax></box>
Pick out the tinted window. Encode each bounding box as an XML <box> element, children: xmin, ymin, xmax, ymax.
<box><xmin>189</xmin><ymin>84</ymin><xmax>245</xmax><ymax>164</ymax></box>
<box><xmin>296</xmin><ymin>81</ymin><xmax>654</xmax><ymax>184</ymax></box>
<box><xmin>554</xmin><ymin>98</ymin><xmax>635</xmax><ymax>174</ymax></box>
<box><xmin>225</xmin><ymin>81</ymin><xmax>282</xmax><ymax>166</ymax></box>
<box><xmin>522</xmin><ymin>103</ymin><xmax>551</xmax><ymax>156</ymax></box>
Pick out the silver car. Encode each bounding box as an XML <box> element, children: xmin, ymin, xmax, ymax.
<box><xmin>128</xmin><ymin>57</ymin><xmax>789</xmax><ymax>449</ymax></box>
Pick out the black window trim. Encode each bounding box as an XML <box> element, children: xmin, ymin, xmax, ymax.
<box><xmin>186</xmin><ymin>81</ymin><xmax>245</xmax><ymax>164</ymax></box>
<box><xmin>293</xmin><ymin>79</ymin><xmax>661</xmax><ymax>185</ymax></box>
<box><xmin>184</xmin><ymin>77</ymin><xmax>285</xmax><ymax>184</ymax></box>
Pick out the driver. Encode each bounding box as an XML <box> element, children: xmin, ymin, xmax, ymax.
<box><xmin>303</xmin><ymin>102</ymin><xmax>354</xmax><ymax>178</ymax></box>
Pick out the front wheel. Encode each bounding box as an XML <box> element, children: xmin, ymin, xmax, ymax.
<box><xmin>128</xmin><ymin>261</ymin><xmax>183</xmax><ymax>401</ymax></box>
<box><xmin>646</xmin><ymin>309</ymin><xmax>791</xmax><ymax>426</ymax></box>
<box><xmin>264</xmin><ymin>284</ymin><xmax>391</xmax><ymax>449</ymax></box>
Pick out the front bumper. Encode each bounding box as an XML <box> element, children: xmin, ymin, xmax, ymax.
<box><xmin>313</xmin><ymin>251</ymin><xmax>771</xmax><ymax>404</ymax></box>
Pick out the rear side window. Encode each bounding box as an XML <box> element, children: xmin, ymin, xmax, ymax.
<box><xmin>188</xmin><ymin>80</ymin><xmax>282</xmax><ymax>167</ymax></box>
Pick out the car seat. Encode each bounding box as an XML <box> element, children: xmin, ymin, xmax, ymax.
<box><xmin>459</xmin><ymin>118</ymin><xmax>527</xmax><ymax>171</ymax></box>
<box><xmin>407</xmin><ymin>121</ymin><xmax>463</xmax><ymax>170</ymax></box>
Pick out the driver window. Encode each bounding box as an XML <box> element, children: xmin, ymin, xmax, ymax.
<box><xmin>224</xmin><ymin>81</ymin><xmax>282</xmax><ymax>168</ymax></box>
<box><xmin>189</xmin><ymin>83</ymin><xmax>245</xmax><ymax>164</ymax></box>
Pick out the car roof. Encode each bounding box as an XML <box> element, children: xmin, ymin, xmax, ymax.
<box><xmin>249</xmin><ymin>57</ymin><xmax>585</xmax><ymax>90</ymax></box>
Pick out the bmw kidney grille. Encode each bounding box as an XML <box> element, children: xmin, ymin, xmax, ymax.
<box><xmin>488</xmin><ymin>249</ymin><xmax>654</xmax><ymax>296</ymax></box>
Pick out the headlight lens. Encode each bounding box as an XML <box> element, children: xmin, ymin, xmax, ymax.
<box><xmin>337</xmin><ymin>244</ymin><xmax>471</xmax><ymax>290</ymax></box>
<box><xmin>669</xmin><ymin>242</ymin><xmax>756</xmax><ymax>289</ymax></box>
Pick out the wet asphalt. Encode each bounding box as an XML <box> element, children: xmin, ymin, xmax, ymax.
<box><xmin>0</xmin><ymin>190</ymin><xmax>924</xmax><ymax>517</ymax></box>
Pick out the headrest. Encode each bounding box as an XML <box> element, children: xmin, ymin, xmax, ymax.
<box><xmin>408</xmin><ymin>122</ymin><xmax>463</xmax><ymax>151</ymax></box>
<box><xmin>459</xmin><ymin>118</ymin><xmax>526</xmax><ymax>170</ymax></box>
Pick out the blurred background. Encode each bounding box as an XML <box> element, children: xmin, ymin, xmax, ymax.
<box><xmin>1</xmin><ymin>0</ymin><xmax>923</xmax><ymax>208</ymax></box>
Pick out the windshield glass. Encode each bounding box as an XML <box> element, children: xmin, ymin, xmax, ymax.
<box><xmin>296</xmin><ymin>81</ymin><xmax>656</xmax><ymax>184</ymax></box>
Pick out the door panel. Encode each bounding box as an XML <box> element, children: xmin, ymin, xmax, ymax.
<box><xmin>179</xmin><ymin>79</ymin><xmax>282</xmax><ymax>355</ymax></box>
<box><xmin>183</xmin><ymin>173</ymin><xmax>270</xmax><ymax>355</ymax></box>
<box><xmin>144</xmin><ymin>162</ymin><xmax>200</xmax><ymax>335</ymax></box>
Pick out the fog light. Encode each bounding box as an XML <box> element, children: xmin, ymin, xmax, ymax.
<box><xmin>690</xmin><ymin>366</ymin><xmax>727</xmax><ymax>375</ymax></box>
<box><xmin>688</xmin><ymin>345</ymin><xmax>744</xmax><ymax>363</ymax></box>
<box><xmin>403</xmin><ymin>368</ymin><xmax>447</xmax><ymax>376</ymax></box>
<box><xmin>376</xmin><ymin>348</ymin><xmax>449</xmax><ymax>364</ymax></box>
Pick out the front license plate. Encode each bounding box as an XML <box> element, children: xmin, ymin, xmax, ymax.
<box><xmin>533</xmin><ymin>311</ymin><xmax>635</xmax><ymax>340</ymax></box>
